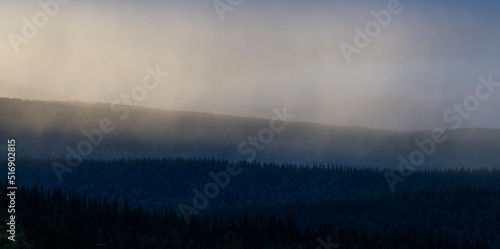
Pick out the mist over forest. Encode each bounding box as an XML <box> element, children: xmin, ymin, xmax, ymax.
<box><xmin>1</xmin><ymin>98</ymin><xmax>499</xmax><ymax>170</ymax></box>
<box><xmin>1</xmin><ymin>0</ymin><xmax>500</xmax><ymax>248</ymax></box>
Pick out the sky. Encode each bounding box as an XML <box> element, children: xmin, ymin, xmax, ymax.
<box><xmin>1</xmin><ymin>0</ymin><xmax>500</xmax><ymax>115</ymax></box>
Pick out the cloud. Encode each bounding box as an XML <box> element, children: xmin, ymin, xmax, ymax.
<box><xmin>0</xmin><ymin>0</ymin><xmax>499</xmax><ymax>116</ymax></box>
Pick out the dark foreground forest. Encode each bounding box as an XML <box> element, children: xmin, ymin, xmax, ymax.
<box><xmin>1</xmin><ymin>158</ymin><xmax>499</xmax><ymax>248</ymax></box>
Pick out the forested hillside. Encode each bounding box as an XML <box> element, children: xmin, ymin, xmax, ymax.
<box><xmin>1</xmin><ymin>98</ymin><xmax>500</xmax><ymax>168</ymax></box>
<box><xmin>17</xmin><ymin>158</ymin><xmax>500</xmax><ymax>211</ymax></box>
<box><xmin>3</xmin><ymin>99</ymin><xmax>499</xmax><ymax>248</ymax></box>
<box><xmin>1</xmin><ymin>180</ymin><xmax>498</xmax><ymax>248</ymax></box>
<box><xmin>3</xmin><ymin>158</ymin><xmax>497</xmax><ymax>249</ymax></box>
